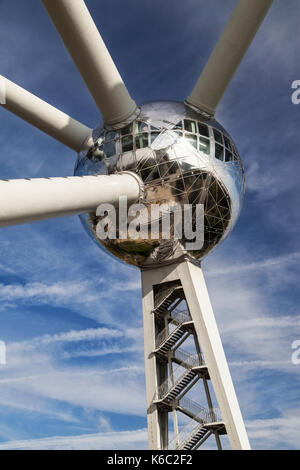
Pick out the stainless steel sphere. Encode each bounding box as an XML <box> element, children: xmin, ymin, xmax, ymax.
<box><xmin>74</xmin><ymin>101</ymin><xmax>244</xmax><ymax>268</ymax></box>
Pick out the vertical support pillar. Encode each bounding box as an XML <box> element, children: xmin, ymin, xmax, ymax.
<box><xmin>177</xmin><ymin>261</ymin><xmax>250</xmax><ymax>449</ymax></box>
<box><xmin>141</xmin><ymin>259</ymin><xmax>250</xmax><ymax>450</ymax></box>
<box><xmin>141</xmin><ymin>270</ymin><xmax>168</xmax><ymax>449</ymax></box>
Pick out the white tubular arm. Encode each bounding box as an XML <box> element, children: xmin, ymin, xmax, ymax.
<box><xmin>0</xmin><ymin>172</ymin><xmax>142</xmax><ymax>227</ymax></box>
<box><xmin>186</xmin><ymin>0</ymin><xmax>273</xmax><ymax>116</ymax></box>
<box><xmin>42</xmin><ymin>0</ymin><xmax>138</xmax><ymax>126</ymax></box>
<box><xmin>0</xmin><ymin>75</ymin><xmax>93</xmax><ymax>152</ymax></box>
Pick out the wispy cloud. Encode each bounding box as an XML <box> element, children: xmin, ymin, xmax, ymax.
<box><xmin>206</xmin><ymin>251</ymin><xmax>300</xmax><ymax>277</ymax></box>
<box><xmin>0</xmin><ymin>428</ymin><xmax>148</xmax><ymax>450</ymax></box>
<box><xmin>247</xmin><ymin>409</ymin><xmax>300</xmax><ymax>450</ymax></box>
<box><xmin>9</xmin><ymin>327</ymin><xmax>125</xmax><ymax>353</ymax></box>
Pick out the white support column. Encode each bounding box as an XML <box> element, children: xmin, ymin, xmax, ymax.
<box><xmin>141</xmin><ymin>260</ymin><xmax>250</xmax><ymax>450</ymax></box>
<box><xmin>141</xmin><ymin>272</ymin><xmax>168</xmax><ymax>450</ymax></box>
<box><xmin>177</xmin><ymin>261</ymin><xmax>250</xmax><ymax>449</ymax></box>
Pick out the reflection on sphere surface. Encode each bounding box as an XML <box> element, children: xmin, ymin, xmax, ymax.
<box><xmin>75</xmin><ymin>101</ymin><xmax>244</xmax><ymax>268</ymax></box>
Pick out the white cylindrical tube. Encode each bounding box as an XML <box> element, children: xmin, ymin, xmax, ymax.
<box><xmin>0</xmin><ymin>172</ymin><xmax>142</xmax><ymax>227</ymax></box>
<box><xmin>0</xmin><ymin>75</ymin><xmax>93</xmax><ymax>152</ymax></box>
<box><xmin>186</xmin><ymin>0</ymin><xmax>273</xmax><ymax>116</ymax></box>
<box><xmin>42</xmin><ymin>0</ymin><xmax>138</xmax><ymax>126</ymax></box>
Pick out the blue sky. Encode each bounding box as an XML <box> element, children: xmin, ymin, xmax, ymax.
<box><xmin>0</xmin><ymin>0</ymin><xmax>299</xmax><ymax>450</ymax></box>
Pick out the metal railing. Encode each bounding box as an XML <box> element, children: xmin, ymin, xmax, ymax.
<box><xmin>152</xmin><ymin>285</ymin><xmax>183</xmax><ymax>315</ymax></box>
<box><xmin>174</xmin><ymin>348</ymin><xmax>204</xmax><ymax>367</ymax></box>
<box><xmin>155</xmin><ymin>311</ymin><xmax>191</xmax><ymax>349</ymax></box>
<box><xmin>168</xmin><ymin>407</ymin><xmax>221</xmax><ymax>450</ymax></box>
<box><xmin>178</xmin><ymin>397</ymin><xmax>220</xmax><ymax>423</ymax></box>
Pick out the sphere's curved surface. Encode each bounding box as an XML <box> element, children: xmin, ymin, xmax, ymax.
<box><xmin>74</xmin><ymin>101</ymin><xmax>244</xmax><ymax>268</ymax></box>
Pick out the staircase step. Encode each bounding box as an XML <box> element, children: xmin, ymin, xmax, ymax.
<box><xmin>181</xmin><ymin>427</ymin><xmax>209</xmax><ymax>450</ymax></box>
<box><xmin>156</xmin><ymin>327</ymin><xmax>186</xmax><ymax>352</ymax></box>
<box><xmin>152</xmin><ymin>287</ymin><xmax>184</xmax><ymax>317</ymax></box>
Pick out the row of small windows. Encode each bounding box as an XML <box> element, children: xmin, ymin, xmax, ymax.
<box><xmin>106</xmin><ymin>119</ymin><xmax>211</xmax><ymax>139</ymax></box>
<box><xmin>99</xmin><ymin>131</ymin><xmax>210</xmax><ymax>158</ymax></box>
<box><xmin>121</xmin><ymin>131</ymin><xmax>211</xmax><ymax>155</ymax></box>
<box><xmin>96</xmin><ymin>119</ymin><xmax>238</xmax><ymax>162</ymax></box>
<box><xmin>213</xmin><ymin>128</ymin><xmax>238</xmax><ymax>162</ymax></box>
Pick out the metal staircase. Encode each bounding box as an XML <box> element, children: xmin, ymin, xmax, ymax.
<box><xmin>156</xmin><ymin>367</ymin><xmax>199</xmax><ymax>404</ymax></box>
<box><xmin>168</xmin><ymin>405</ymin><xmax>224</xmax><ymax>450</ymax></box>
<box><xmin>152</xmin><ymin>285</ymin><xmax>184</xmax><ymax>318</ymax></box>
<box><xmin>177</xmin><ymin>397</ymin><xmax>214</xmax><ymax>422</ymax></box>
<box><xmin>173</xmin><ymin>348</ymin><xmax>208</xmax><ymax>377</ymax></box>
<box><xmin>180</xmin><ymin>425</ymin><xmax>210</xmax><ymax>450</ymax></box>
<box><xmin>155</xmin><ymin>311</ymin><xmax>193</xmax><ymax>354</ymax></box>
<box><xmin>150</xmin><ymin>279</ymin><xmax>227</xmax><ymax>449</ymax></box>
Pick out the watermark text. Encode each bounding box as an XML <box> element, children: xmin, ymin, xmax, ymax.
<box><xmin>291</xmin><ymin>340</ymin><xmax>300</xmax><ymax>365</ymax></box>
<box><xmin>291</xmin><ymin>80</ymin><xmax>300</xmax><ymax>105</ymax></box>
<box><xmin>95</xmin><ymin>197</ymin><xmax>204</xmax><ymax>251</ymax></box>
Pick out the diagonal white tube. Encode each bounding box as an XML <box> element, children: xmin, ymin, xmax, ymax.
<box><xmin>42</xmin><ymin>0</ymin><xmax>138</xmax><ymax>127</ymax></box>
<box><xmin>0</xmin><ymin>172</ymin><xmax>142</xmax><ymax>227</ymax></box>
<box><xmin>0</xmin><ymin>75</ymin><xmax>93</xmax><ymax>152</ymax></box>
<box><xmin>186</xmin><ymin>0</ymin><xmax>273</xmax><ymax>116</ymax></box>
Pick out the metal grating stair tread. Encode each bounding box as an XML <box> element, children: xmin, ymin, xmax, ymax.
<box><xmin>152</xmin><ymin>286</ymin><xmax>184</xmax><ymax>317</ymax></box>
<box><xmin>157</xmin><ymin>369</ymin><xmax>198</xmax><ymax>403</ymax></box>
<box><xmin>180</xmin><ymin>426</ymin><xmax>209</xmax><ymax>450</ymax></box>
<box><xmin>155</xmin><ymin>327</ymin><xmax>188</xmax><ymax>354</ymax></box>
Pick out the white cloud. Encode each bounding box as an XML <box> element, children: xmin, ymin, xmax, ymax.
<box><xmin>0</xmin><ymin>366</ymin><xmax>146</xmax><ymax>417</ymax></box>
<box><xmin>0</xmin><ymin>280</ymin><xmax>98</xmax><ymax>304</ymax></box>
<box><xmin>0</xmin><ymin>323</ymin><xmax>145</xmax><ymax>428</ymax></box>
<box><xmin>9</xmin><ymin>327</ymin><xmax>124</xmax><ymax>353</ymax></box>
<box><xmin>0</xmin><ymin>428</ymin><xmax>148</xmax><ymax>450</ymax></box>
<box><xmin>247</xmin><ymin>409</ymin><xmax>300</xmax><ymax>450</ymax></box>
<box><xmin>0</xmin><ymin>275</ymin><xmax>141</xmax><ymax>326</ymax></box>
<box><xmin>222</xmin><ymin>315</ymin><xmax>300</xmax><ymax>335</ymax></box>
<box><xmin>207</xmin><ymin>251</ymin><xmax>300</xmax><ymax>278</ymax></box>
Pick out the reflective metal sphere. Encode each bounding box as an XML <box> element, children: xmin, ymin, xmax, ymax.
<box><xmin>74</xmin><ymin>101</ymin><xmax>244</xmax><ymax>268</ymax></box>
